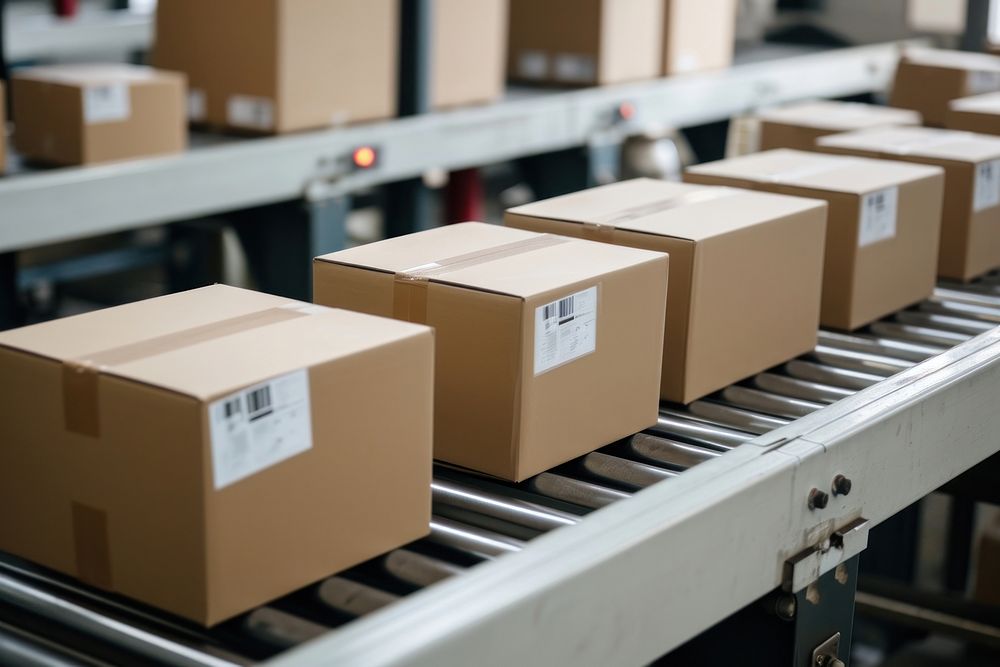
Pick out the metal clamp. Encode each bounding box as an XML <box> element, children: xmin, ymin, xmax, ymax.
<box><xmin>783</xmin><ymin>517</ymin><xmax>870</xmax><ymax>593</ymax></box>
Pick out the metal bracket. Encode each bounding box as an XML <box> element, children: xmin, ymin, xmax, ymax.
<box><xmin>811</xmin><ymin>632</ymin><xmax>843</xmax><ymax>667</ymax></box>
<box><xmin>783</xmin><ymin>517</ymin><xmax>870</xmax><ymax>593</ymax></box>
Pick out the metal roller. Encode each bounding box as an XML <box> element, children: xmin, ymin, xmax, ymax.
<box><xmin>895</xmin><ymin>310</ymin><xmax>995</xmax><ymax>335</ymax></box>
<box><xmin>576</xmin><ymin>452</ymin><xmax>678</xmax><ymax>490</ymax></box>
<box><xmin>809</xmin><ymin>344</ymin><xmax>912</xmax><ymax>376</ymax></box>
<box><xmin>918</xmin><ymin>299</ymin><xmax>1000</xmax><ymax>324</ymax></box>
<box><xmin>427</xmin><ymin>518</ymin><xmax>525</xmax><ymax>558</ymax></box>
<box><xmin>432</xmin><ymin>480</ymin><xmax>578</xmax><ymax>533</ymax></box>
<box><xmin>868</xmin><ymin>321</ymin><xmax>971</xmax><ymax>348</ymax></box>
<box><xmin>382</xmin><ymin>550</ymin><xmax>465</xmax><ymax>588</ymax></box>
<box><xmin>933</xmin><ymin>287</ymin><xmax>1000</xmax><ymax>309</ymax></box>
<box><xmin>0</xmin><ymin>623</ymin><xmax>91</xmax><ymax>667</ymax></box>
<box><xmin>685</xmin><ymin>401</ymin><xmax>790</xmax><ymax>435</ymax></box>
<box><xmin>651</xmin><ymin>410</ymin><xmax>753</xmax><ymax>449</ymax></box>
<box><xmin>751</xmin><ymin>373</ymin><xmax>853</xmax><ymax>405</ymax></box>
<box><xmin>624</xmin><ymin>433</ymin><xmax>721</xmax><ymax>469</ymax></box>
<box><xmin>317</xmin><ymin>578</ymin><xmax>399</xmax><ymax>618</ymax></box>
<box><xmin>720</xmin><ymin>385</ymin><xmax>824</xmax><ymax>419</ymax></box>
<box><xmin>525</xmin><ymin>473</ymin><xmax>631</xmax><ymax>510</ymax></box>
<box><xmin>242</xmin><ymin>608</ymin><xmax>327</xmax><ymax>650</ymax></box>
<box><xmin>816</xmin><ymin>330</ymin><xmax>944</xmax><ymax>362</ymax></box>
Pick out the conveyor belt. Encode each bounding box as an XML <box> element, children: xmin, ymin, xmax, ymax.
<box><xmin>2</xmin><ymin>277</ymin><xmax>999</xmax><ymax>666</ymax></box>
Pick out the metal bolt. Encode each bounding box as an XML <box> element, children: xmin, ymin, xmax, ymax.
<box><xmin>808</xmin><ymin>488</ymin><xmax>829</xmax><ymax>510</ymax></box>
<box><xmin>775</xmin><ymin>594</ymin><xmax>797</xmax><ymax>621</ymax></box>
<box><xmin>832</xmin><ymin>474</ymin><xmax>852</xmax><ymax>496</ymax></box>
<box><xmin>815</xmin><ymin>656</ymin><xmax>845</xmax><ymax>667</ymax></box>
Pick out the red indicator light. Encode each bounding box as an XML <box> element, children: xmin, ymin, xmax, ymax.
<box><xmin>353</xmin><ymin>146</ymin><xmax>377</xmax><ymax>169</ymax></box>
<box><xmin>618</xmin><ymin>102</ymin><xmax>636</xmax><ymax>121</ymax></box>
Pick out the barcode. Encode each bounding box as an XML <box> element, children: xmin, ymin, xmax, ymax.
<box><xmin>246</xmin><ymin>386</ymin><xmax>273</xmax><ymax>421</ymax></box>
<box><xmin>543</xmin><ymin>296</ymin><xmax>575</xmax><ymax>322</ymax></box>
<box><xmin>223</xmin><ymin>398</ymin><xmax>241</xmax><ymax>419</ymax></box>
<box><xmin>869</xmin><ymin>192</ymin><xmax>884</xmax><ymax>209</ymax></box>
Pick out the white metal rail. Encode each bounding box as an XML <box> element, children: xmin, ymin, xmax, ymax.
<box><xmin>0</xmin><ymin>41</ymin><xmax>919</xmax><ymax>253</ymax></box>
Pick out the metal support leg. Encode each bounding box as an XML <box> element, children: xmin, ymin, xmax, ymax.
<box><xmin>793</xmin><ymin>557</ymin><xmax>859</xmax><ymax>667</ymax></box>
<box><xmin>961</xmin><ymin>0</ymin><xmax>993</xmax><ymax>52</ymax></box>
<box><xmin>0</xmin><ymin>253</ymin><xmax>21</xmax><ymax>331</ymax></box>
<box><xmin>945</xmin><ymin>497</ymin><xmax>977</xmax><ymax>592</ymax></box>
<box><xmin>231</xmin><ymin>196</ymin><xmax>350</xmax><ymax>300</ymax></box>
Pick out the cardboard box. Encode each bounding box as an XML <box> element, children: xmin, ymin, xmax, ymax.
<box><xmin>11</xmin><ymin>64</ymin><xmax>185</xmax><ymax>166</ymax></box>
<box><xmin>431</xmin><ymin>0</ymin><xmax>508</xmax><ymax>109</ymax></box>
<box><xmin>663</xmin><ymin>0</ymin><xmax>736</xmax><ymax>75</ymax></box>
<box><xmin>817</xmin><ymin>126</ymin><xmax>1000</xmax><ymax>281</ymax></box>
<box><xmin>154</xmin><ymin>0</ymin><xmax>397</xmax><ymax>133</ymax></box>
<box><xmin>507</xmin><ymin>0</ymin><xmax>664</xmax><ymax>86</ymax></box>
<box><xmin>0</xmin><ymin>285</ymin><xmax>433</xmax><ymax>625</ymax></box>
<box><xmin>890</xmin><ymin>48</ymin><xmax>1000</xmax><ymax>127</ymax></box>
<box><xmin>947</xmin><ymin>92</ymin><xmax>1000</xmax><ymax>135</ymax></box>
<box><xmin>314</xmin><ymin>222</ymin><xmax>667</xmax><ymax>481</ymax></box>
<box><xmin>757</xmin><ymin>100</ymin><xmax>922</xmax><ymax>151</ymax></box>
<box><xmin>505</xmin><ymin>179</ymin><xmax>827</xmax><ymax>404</ymax></box>
<box><xmin>685</xmin><ymin>149</ymin><xmax>944</xmax><ymax>331</ymax></box>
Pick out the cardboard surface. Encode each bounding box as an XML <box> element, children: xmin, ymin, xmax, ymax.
<box><xmin>686</xmin><ymin>149</ymin><xmax>944</xmax><ymax>330</ymax></box>
<box><xmin>11</xmin><ymin>64</ymin><xmax>185</xmax><ymax>166</ymax></box>
<box><xmin>0</xmin><ymin>285</ymin><xmax>434</xmax><ymax>625</ymax></box>
<box><xmin>663</xmin><ymin>0</ymin><xmax>736</xmax><ymax>75</ymax></box>
<box><xmin>507</xmin><ymin>0</ymin><xmax>663</xmax><ymax>86</ymax></box>
<box><xmin>431</xmin><ymin>0</ymin><xmax>508</xmax><ymax>109</ymax></box>
<box><xmin>506</xmin><ymin>178</ymin><xmax>826</xmax><ymax>403</ymax></box>
<box><xmin>890</xmin><ymin>48</ymin><xmax>1000</xmax><ymax>127</ymax></box>
<box><xmin>757</xmin><ymin>100</ymin><xmax>922</xmax><ymax>151</ymax></box>
<box><xmin>818</xmin><ymin>126</ymin><xmax>1000</xmax><ymax>280</ymax></box>
<box><xmin>315</xmin><ymin>222</ymin><xmax>667</xmax><ymax>481</ymax></box>
<box><xmin>154</xmin><ymin>0</ymin><xmax>397</xmax><ymax>133</ymax></box>
<box><xmin>947</xmin><ymin>91</ymin><xmax>1000</xmax><ymax>135</ymax></box>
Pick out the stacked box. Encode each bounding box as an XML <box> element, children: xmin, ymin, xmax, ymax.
<box><xmin>757</xmin><ymin>100</ymin><xmax>922</xmax><ymax>151</ymax></box>
<box><xmin>890</xmin><ymin>48</ymin><xmax>1000</xmax><ymax>126</ymax></box>
<box><xmin>947</xmin><ymin>92</ymin><xmax>1000</xmax><ymax>135</ymax></box>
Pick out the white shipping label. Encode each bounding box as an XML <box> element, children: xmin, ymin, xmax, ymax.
<box><xmin>187</xmin><ymin>89</ymin><xmax>206</xmax><ymax>122</ymax></box>
<box><xmin>534</xmin><ymin>286</ymin><xmax>598</xmax><ymax>375</ymax></box>
<box><xmin>227</xmin><ymin>95</ymin><xmax>274</xmax><ymax>130</ymax></box>
<box><xmin>968</xmin><ymin>70</ymin><xmax>1000</xmax><ymax>95</ymax></box>
<box><xmin>517</xmin><ymin>50</ymin><xmax>548</xmax><ymax>80</ymax></box>
<box><xmin>858</xmin><ymin>187</ymin><xmax>899</xmax><ymax>247</ymax></box>
<box><xmin>974</xmin><ymin>159</ymin><xmax>1000</xmax><ymax>212</ymax></box>
<box><xmin>83</xmin><ymin>83</ymin><xmax>130</xmax><ymax>124</ymax></box>
<box><xmin>553</xmin><ymin>53</ymin><xmax>596</xmax><ymax>83</ymax></box>
<box><xmin>209</xmin><ymin>369</ymin><xmax>313</xmax><ymax>490</ymax></box>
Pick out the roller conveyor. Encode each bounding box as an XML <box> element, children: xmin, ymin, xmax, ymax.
<box><xmin>3</xmin><ymin>276</ymin><xmax>1000</xmax><ymax>665</ymax></box>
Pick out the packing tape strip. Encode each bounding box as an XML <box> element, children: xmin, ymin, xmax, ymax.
<box><xmin>391</xmin><ymin>234</ymin><xmax>570</xmax><ymax>324</ymax></box>
<box><xmin>62</xmin><ymin>302</ymin><xmax>322</xmax><ymax>437</ymax></box>
<box><xmin>579</xmin><ymin>187</ymin><xmax>744</xmax><ymax>240</ymax></box>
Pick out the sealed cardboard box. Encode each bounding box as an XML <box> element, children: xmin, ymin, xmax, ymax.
<box><xmin>947</xmin><ymin>92</ymin><xmax>1000</xmax><ymax>135</ymax></box>
<box><xmin>431</xmin><ymin>0</ymin><xmax>508</xmax><ymax>109</ymax></box>
<box><xmin>757</xmin><ymin>100</ymin><xmax>922</xmax><ymax>151</ymax></box>
<box><xmin>817</xmin><ymin>126</ymin><xmax>1000</xmax><ymax>281</ymax></box>
<box><xmin>0</xmin><ymin>285</ymin><xmax>433</xmax><ymax>625</ymax></box>
<box><xmin>154</xmin><ymin>0</ymin><xmax>397</xmax><ymax>133</ymax></box>
<box><xmin>890</xmin><ymin>48</ymin><xmax>1000</xmax><ymax>127</ymax></box>
<box><xmin>663</xmin><ymin>0</ymin><xmax>736</xmax><ymax>75</ymax></box>
<box><xmin>686</xmin><ymin>149</ymin><xmax>944</xmax><ymax>331</ymax></box>
<box><xmin>315</xmin><ymin>222</ymin><xmax>667</xmax><ymax>481</ymax></box>
<box><xmin>508</xmin><ymin>0</ymin><xmax>663</xmax><ymax>86</ymax></box>
<box><xmin>506</xmin><ymin>179</ymin><xmax>826</xmax><ymax>404</ymax></box>
<box><xmin>11</xmin><ymin>64</ymin><xmax>185</xmax><ymax>166</ymax></box>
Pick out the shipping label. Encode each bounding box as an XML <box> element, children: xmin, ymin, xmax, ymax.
<box><xmin>534</xmin><ymin>286</ymin><xmax>598</xmax><ymax>375</ymax></box>
<box><xmin>858</xmin><ymin>187</ymin><xmax>898</xmax><ymax>247</ymax></box>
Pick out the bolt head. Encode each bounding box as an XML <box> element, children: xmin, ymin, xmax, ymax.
<box><xmin>808</xmin><ymin>488</ymin><xmax>829</xmax><ymax>510</ymax></box>
<box><xmin>832</xmin><ymin>474</ymin><xmax>852</xmax><ymax>496</ymax></box>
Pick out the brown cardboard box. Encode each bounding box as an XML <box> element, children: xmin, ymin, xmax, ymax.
<box><xmin>507</xmin><ymin>0</ymin><xmax>664</xmax><ymax>86</ymax></box>
<box><xmin>663</xmin><ymin>0</ymin><xmax>736</xmax><ymax>75</ymax></box>
<box><xmin>890</xmin><ymin>48</ymin><xmax>1000</xmax><ymax>127</ymax></box>
<box><xmin>505</xmin><ymin>179</ymin><xmax>827</xmax><ymax>404</ymax></box>
<box><xmin>947</xmin><ymin>92</ymin><xmax>1000</xmax><ymax>135</ymax></box>
<box><xmin>431</xmin><ymin>0</ymin><xmax>508</xmax><ymax>109</ymax></box>
<box><xmin>757</xmin><ymin>101</ymin><xmax>922</xmax><ymax>151</ymax></box>
<box><xmin>314</xmin><ymin>222</ymin><xmax>667</xmax><ymax>481</ymax></box>
<box><xmin>685</xmin><ymin>149</ymin><xmax>944</xmax><ymax>331</ymax></box>
<box><xmin>817</xmin><ymin>126</ymin><xmax>1000</xmax><ymax>281</ymax></box>
<box><xmin>11</xmin><ymin>64</ymin><xmax>185</xmax><ymax>166</ymax></box>
<box><xmin>0</xmin><ymin>285</ymin><xmax>434</xmax><ymax>625</ymax></box>
<box><xmin>154</xmin><ymin>0</ymin><xmax>397</xmax><ymax>133</ymax></box>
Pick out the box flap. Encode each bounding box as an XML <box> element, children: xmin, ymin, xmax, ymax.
<box><xmin>507</xmin><ymin>177</ymin><xmax>825</xmax><ymax>241</ymax></box>
<box><xmin>901</xmin><ymin>47</ymin><xmax>1000</xmax><ymax>72</ymax></box>
<box><xmin>818</xmin><ymin>126</ymin><xmax>1000</xmax><ymax>163</ymax></box>
<box><xmin>14</xmin><ymin>64</ymin><xmax>181</xmax><ymax>87</ymax></box>
<box><xmin>686</xmin><ymin>148</ymin><xmax>943</xmax><ymax>195</ymax></box>
<box><xmin>951</xmin><ymin>91</ymin><xmax>1000</xmax><ymax>113</ymax></box>
<box><xmin>758</xmin><ymin>100</ymin><xmax>921</xmax><ymax>131</ymax></box>
<box><xmin>0</xmin><ymin>284</ymin><xmax>430</xmax><ymax>400</ymax></box>
<box><xmin>316</xmin><ymin>221</ymin><xmax>666</xmax><ymax>298</ymax></box>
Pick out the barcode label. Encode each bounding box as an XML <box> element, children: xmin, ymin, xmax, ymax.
<box><xmin>974</xmin><ymin>159</ymin><xmax>1000</xmax><ymax>212</ymax></box>
<box><xmin>208</xmin><ymin>369</ymin><xmax>312</xmax><ymax>489</ymax></box>
<box><xmin>967</xmin><ymin>70</ymin><xmax>1000</xmax><ymax>95</ymax></box>
<box><xmin>858</xmin><ymin>187</ymin><xmax>898</xmax><ymax>247</ymax></box>
<box><xmin>517</xmin><ymin>50</ymin><xmax>548</xmax><ymax>80</ymax></box>
<box><xmin>553</xmin><ymin>53</ymin><xmax>596</xmax><ymax>83</ymax></box>
<box><xmin>534</xmin><ymin>286</ymin><xmax>598</xmax><ymax>375</ymax></box>
<box><xmin>227</xmin><ymin>95</ymin><xmax>274</xmax><ymax>131</ymax></box>
<box><xmin>187</xmin><ymin>88</ymin><xmax>206</xmax><ymax>122</ymax></box>
<box><xmin>83</xmin><ymin>83</ymin><xmax>130</xmax><ymax>124</ymax></box>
